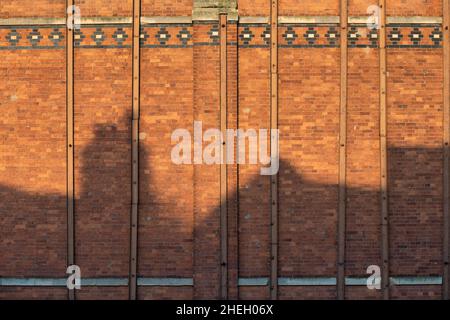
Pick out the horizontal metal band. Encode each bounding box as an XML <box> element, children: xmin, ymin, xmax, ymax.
<box><xmin>0</xmin><ymin>16</ymin><xmax>443</xmax><ymax>26</ymax></box>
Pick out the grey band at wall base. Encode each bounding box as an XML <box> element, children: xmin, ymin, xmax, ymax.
<box><xmin>0</xmin><ymin>276</ymin><xmax>442</xmax><ymax>287</ymax></box>
<box><xmin>238</xmin><ymin>277</ymin><xmax>443</xmax><ymax>286</ymax></box>
<box><xmin>0</xmin><ymin>278</ymin><xmax>191</xmax><ymax>287</ymax></box>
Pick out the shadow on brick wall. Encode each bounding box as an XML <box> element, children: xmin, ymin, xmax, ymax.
<box><xmin>0</xmin><ymin>122</ymin><xmax>445</xmax><ymax>299</ymax></box>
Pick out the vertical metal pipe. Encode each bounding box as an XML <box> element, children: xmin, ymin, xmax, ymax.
<box><xmin>270</xmin><ymin>0</ymin><xmax>279</xmax><ymax>300</ymax></box>
<box><xmin>66</xmin><ymin>0</ymin><xmax>75</xmax><ymax>301</ymax></box>
<box><xmin>337</xmin><ymin>0</ymin><xmax>348</xmax><ymax>301</ymax></box>
<box><xmin>379</xmin><ymin>0</ymin><xmax>390</xmax><ymax>300</ymax></box>
<box><xmin>220</xmin><ymin>13</ymin><xmax>228</xmax><ymax>300</ymax></box>
<box><xmin>129</xmin><ymin>0</ymin><xmax>141</xmax><ymax>300</ymax></box>
<box><xmin>443</xmin><ymin>0</ymin><xmax>450</xmax><ymax>301</ymax></box>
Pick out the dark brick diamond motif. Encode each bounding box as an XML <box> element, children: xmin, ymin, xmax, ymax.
<box><xmin>156</xmin><ymin>27</ymin><xmax>171</xmax><ymax>45</ymax></box>
<box><xmin>239</xmin><ymin>27</ymin><xmax>255</xmax><ymax>45</ymax></box>
<box><xmin>325</xmin><ymin>27</ymin><xmax>339</xmax><ymax>45</ymax></box>
<box><xmin>113</xmin><ymin>28</ymin><xmax>128</xmax><ymax>45</ymax></box>
<box><xmin>49</xmin><ymin>29</ymin><xmax>64</xmax><ymax>46</ymax></box>
<box><xmin>348</xmin><ymin>27</ymin><xmax>360</xmax><ymax>46</ymax></box>
<box><xmin>27</xmin><ymin>29</ymin><xmax>43</xmax><ymax>46</ymax></box>
<box><xmin>261</xmin><ymin>26</ymin><xmax>271</xmax><ymax>45</ymax></box>
<box><xmin>140</xmin><ymin>27</ymin><xmax>149</xmax><ymax>45</ymax></box>
<box><xmin>177</xmin><ymin>28</ymin><xmax>192</xmax><ymax>45</ymax></box>
<box><xmin>388</xmin><ymin>28</ymin><xmax>403</xmax><ymax>45</ymax></box>
<box><xmin>283</xmin><ymin>27</ymin><xmax>298</xmax><ymax>45</ymax></box>
<box><xmin>74</xmin><ymin>29</ymin><xmax>85</xmax><ymax>46</ymax></box>
<box><xmin>368</xmin><ymin>29</ymin><xmax>378</xmax><ymax>47</ymax></box>
<box><xmin>6</xmin><ymin>30</ymin><xmax>22</xmax><ymax>46</ymax></box>
<box><xmin>208</xmin><ymin>25</ymin><xmax>220</xmax><ymax>43</ymax></box>
<box><xmin>303</xmin><ymin>27</ymin><xmax>318</xmax><ymax>45</ymax></box>
<box><xmin>430</xmin><ymin>27</ymin><xmax>442</xmax><ymax>46</ymax></box>
<box><xmin>408</xmin><ymin>28</ymin><xmax>423</xmax><ymax>45</ymax></box>
<box><xmin>91</xmin><ymin>28</ymin><xmax>105</xmax><ymax>46</ymax></box>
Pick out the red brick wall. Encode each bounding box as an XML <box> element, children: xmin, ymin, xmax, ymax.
<box><xmin>238</xmin><ymin>47</ymin><xmax>271</xmax><ymax>281</ymax></box>
<box><xmin>238</xmin><ymin>0</ymin><xmax>270</xmax><ymax>16</ymax></box>
<box><xmin>138</xmin><ymin>287</ymin><xmax>193</xmax><ymax>299</ymax></box>
<box><xmin>346</xmin><ymin>48</ymin><xmax>381</xmax><ymax>277</ymax></box>
<box><xmin>346</xmin><ymin>287</ymin><xmax>382</xmax><ymax>300</ymax></box>
<box><xmin>279</xmin><ymin>0</ymin><xmax>340</xmax><ymax>16</ymax></box>
<box><xmin>1</xmin><ymin>0</ymin><xmax>448</xmax><ymax>301</ymax></box>
<box><xmin>142</xmin><ymin>0</ymin><xmax>192</xmax><ymax>17</ymax></box>
<box><xmin>193</xmin><ymin>22</ymin><xmax>221</xmax><ymax>299</ymax></box>
<box><xmin>279</xmin><ymin>286</ymin><xmax>336</xmax><ymax>300</ymax></box>
<box><xmin>139</xmin><ymin>44</ymin><xmax>194</xmax><ymax>278</ymax></box>
<box><xmin>349</xmin><ymin>0</ymin><xmax>379</xmax><ymax>16</ymax></box>
<box><xmin>387</xmin><ymin>49</ymin><xmax>443</xmax><ymax>277</ymax></box>
<box><xmin>0</xmin><ymin>1</ymin><xmax>65</xmax><ymax>18</ymax></box>
<box><xmin>279</xmin><ymin>48</ymin><xmax>340</xmax><ymax>279</ymax></box>
<box><xmin>386</xmin><ymin>0</ymin><xmax>442</xmax><ymax>16</ymax></box>
<box><xmin>75</xmin><ymin>0</ymin><xmax>132</xmax><ymax>17</ymax></box>
<box><xmin>76</xmin><ymin>287</ymin><xmax>128</xmax><ymax>300</ymax></box>
<box><xmin>226</xmin><ymin>22</ymin><xmax>240</xmax><ymax>300</ymax></box>
<box><xmin>74</xmin><ymin>46</ymin><xmax>132</xmax><ymax>277</ymax></box>
<box><xmin>239</xmin><ymin>286</ymin><xmax>270</xmax><ymax>300</ymax></box>
<box><xmin>0</xmin><ymin>48</ymin><xmax>67</xmax><ymax>277</ymax></box>
<box><xmin>0</xmin><ymin>287</ymin><xmax>67</xmax><ymax>299</ymax></box>
<box><xmin>390</xmin><ymin>285</ymin><xmax>442</xmax><ymax>300</ymax></box>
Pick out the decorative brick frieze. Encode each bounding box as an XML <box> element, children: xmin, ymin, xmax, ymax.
<box><xmin>0</xmin><ymin>23</ymin><xmax>442</xmax><ymax>50</ymax></box>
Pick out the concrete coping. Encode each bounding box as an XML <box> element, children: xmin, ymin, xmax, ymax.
<box><xmin>0</xmin><ymin>16</ymin><xmax>443</xmax><ymax>26</ymax></box>
<box><xmin>141</xmin><ymin>16</ymin><xmax>193</xmax><ymax>24</ymax></box>
<box><xmin>0</xmin><ymin>17</ymin><xmax>66</xmax><ymax>26</ymax></box>
<box><xmin>0</xmin><ymin>16</ymin><xmax>132</xmax><ymax>26</ymax></box>
<box><xmin>242</xmin><ymin>15</ymin><xmax>442</xmax><ymax>24</ymax></box>
<box><xmin>192</xmin><ymin>8</ymin><xmax>239</xmax><ymax>21</ymax></box>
